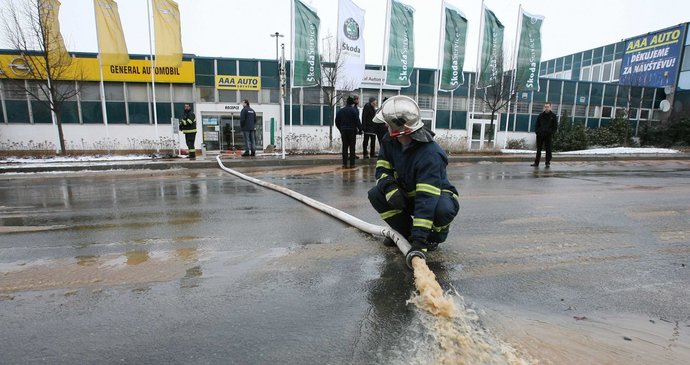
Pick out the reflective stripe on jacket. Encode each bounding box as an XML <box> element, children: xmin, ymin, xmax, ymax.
<box><xmin>375</xmin><ymin>135</ymin><xmax>458</xmax><ymax>240</ymax></box>
<box><xmin>180</xmin><ymin>111</ymin><xmax>197</xmax><ymax>134</ymax></box>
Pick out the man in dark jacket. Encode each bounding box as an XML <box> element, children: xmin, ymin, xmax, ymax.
<box><xmin>179</xmin><ymin>104</ymin><xmax>197</xmax><ymax>160</ymax></box>
<box><xmin>368</xmin><ymin>96</ymin><xmax>459</xmax><ymax>254</ymax></box>
<box><xmin>240</xmin><ymin>99</ymin><xmax>257</xmax><ymax>157</ymax></box>
<box><xmin>532</xmin><ymin>101</ymin><xmax>558</xmax><ymax>167</ymax></box>
<box><xmin>361</xmin><ymin>97</ymin><xmax>378</xmax><ymax>159</ymax></box>
<box><xmin>335</xmin><ymin>95</ymin><xmax>363</xmax><ymax>168</ymax></box>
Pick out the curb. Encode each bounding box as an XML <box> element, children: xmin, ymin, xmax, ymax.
<box><xmin>1</xmin><ymin>153</ymin><xmax>689</xmax><ymax>174</ymax></box>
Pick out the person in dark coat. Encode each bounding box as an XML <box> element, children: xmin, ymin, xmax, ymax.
<box><xmin>368</xmin><ymin>96</ymin><xmax>459</xmax><ymax>253</ymax></box>
<box><xmin>361</xmin><ymin>97</ymin><xmax>378</xmax><ymax>159</ymax></box>
<box><xmin>240</xmin><ymin>99</ymin><xmax>257</xmax><ymax>157</ymax></box>
<box><xmin>335</xmin><ymin>95</ymin><xmax>363</xmax><ymax>168</ymax></box>
<box><xmin>531</xmin><ymin>101</ymin><xmax>558</xmax><ymax>167</ymax></box>
<box><xmin>374</xmin><ymin>97</ymin><xmax>389</xmax><ymax>144</ymax></box>
<box><xmin>179</xmin><ymin>104</ymin><xmax>197</xmax><ymax>160</ymax></box>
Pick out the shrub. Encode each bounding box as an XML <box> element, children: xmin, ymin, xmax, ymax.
<box><xmin>640</xmin><ymin>117</ymin><xmax>690</xmax><ymax>147</ymax></box>
<box><xmin>553</xmin><ymin>111</ymin><xmax>588</xmax><ymax>151</ymax></box>
<box><xmin>586</xmin><ymin>126</ymin><xmax>620</xmax><ymax>147</ymax></box>
<box><xmin>506</xmin><ymin>138</ymin><xmax>529</xmax><ymax>150</ymax></box>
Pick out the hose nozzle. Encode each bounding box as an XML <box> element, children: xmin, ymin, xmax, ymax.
<box><xmin>405</xmin><ymin>249</ymin><xmax>426</xmax><ymax>269</ymax></box>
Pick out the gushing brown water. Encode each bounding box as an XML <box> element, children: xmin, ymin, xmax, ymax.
<box><xmin>407</xmin><ymin>257</ymin><xmax>529</xmax><ymax>365</ymax></box>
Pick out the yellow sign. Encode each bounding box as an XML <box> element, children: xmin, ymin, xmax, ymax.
<box><xmin>0</xmin><ymin>54</ymin><xmax>195</xmax><ymax>83</ymax></box>
<box><xmin>215</xmin><ymin>75</ymin><xmax>261</xmax><ymax>90</ymax></box>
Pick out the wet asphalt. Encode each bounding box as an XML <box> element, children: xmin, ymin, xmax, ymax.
<box><xmin>0</xmin><ymin>159</ymin><xmax>689</xmax><ymax>364</ymax></box>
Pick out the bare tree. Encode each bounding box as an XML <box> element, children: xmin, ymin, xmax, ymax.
<box><xmin>1</xmin><ymin>0</ymin><xmax>84</xmax><ymax>154</ymax></box>
<box><xmin>320</xmin><ymin>34</ymin><xmax>357</xmax><ymax>147</ymax></box>
<box><xmin>475</xmin><ymin>53</ymin><xmax>518</xmax><ymax>145</ymax></box>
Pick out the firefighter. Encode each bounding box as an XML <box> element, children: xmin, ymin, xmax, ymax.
<box><xmin>367</xmin><ymin>96</ymin><xmax>460</xmax><ymax>253</ymax></box>
<box><xmin>180</xmin><ymin>104</ymin><xmax>197</xmax><ymax>160</ymax></box>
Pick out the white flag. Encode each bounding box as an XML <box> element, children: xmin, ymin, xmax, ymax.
<box><xmin>336</xmin><ymin>0</ymin><xmax>365</xmax><ymax>90</ymax></box>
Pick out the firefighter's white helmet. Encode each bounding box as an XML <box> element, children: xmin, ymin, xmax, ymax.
<box><xmin>372</xmin><ymin>95</ymin><xmax>424</xmax><ymax>138</ymax></box>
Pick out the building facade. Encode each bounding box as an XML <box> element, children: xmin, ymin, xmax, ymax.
<box><xmin>1</xmin><ymin>22</ymin><xmax>687</xmax><ymax>154</ymax></box>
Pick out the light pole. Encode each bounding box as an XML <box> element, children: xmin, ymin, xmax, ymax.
<box><xmin>270</xmin><ymin>32</ymin><xmax>284</xmax><ymax>61</ymax></box>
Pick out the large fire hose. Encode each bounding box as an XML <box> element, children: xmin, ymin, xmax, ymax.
<box><xmin>216</xmin><ymin>155</ymin><xmax>426</xmax><ymax>269</ymax></box>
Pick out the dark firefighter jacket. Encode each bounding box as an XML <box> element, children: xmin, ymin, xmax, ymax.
<box><xmin>180</xmin><ymin>110</ymin><xmax>197</xmax><ymax>134</ymax></box>
<box><xmin>375</xmin><ymin>135</ymin><xmax>458</xmax><ymax>240</ymax></box>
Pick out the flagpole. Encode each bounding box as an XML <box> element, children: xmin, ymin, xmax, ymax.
<box><xmin>280</xmin><ymin>43</ymin><xmax>286</xmax><ymax>160</ymax></box>
<box><xmin>146</xmin><ymin>0</ymin><xmax>160</xmax><ymax>152</ymax></box>
<box><xmin>290</xmin><ymin>0</ymin><xmax>295</xmax><ymax>137</ymax></box>
<box><xmin>432</xmin><ymin>0</ymin><xmax>445</xmax><ymax>133</ymax></box>
<box><xmin>471</xmin><ymin>0</ymin><xmax>485</xmax><ymax>150</ymax></box>
<box><xmin>504</xmin><ymin>4</ymin><xmax>521</xmax><ymax>149</ymax></box>
<box><xmin>378</xmin><ymin>0</ymin><xmax>391</xmax><ymax>102</ymax></box>
<box><xmin>92</xmin><ymin>0</ymin><xmax>111</xmax><ymax>154</ymax></box>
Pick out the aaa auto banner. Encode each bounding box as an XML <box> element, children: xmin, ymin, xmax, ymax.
<box><xmin>619</xmin><ymin>24</ymin><xmax>687</xmax><ymax>88</ymax></box>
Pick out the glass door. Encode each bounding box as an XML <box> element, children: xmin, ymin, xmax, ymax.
<box><xmin>470</xmin><ymin>121</ymin><xmax>496</xmax><ymax>150</ymax></box>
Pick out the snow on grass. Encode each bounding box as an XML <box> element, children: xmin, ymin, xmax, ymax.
<box><xmin>501</xmin><ymin>147</ymin><xmax>680</xmax><ymax>155</ymax></box>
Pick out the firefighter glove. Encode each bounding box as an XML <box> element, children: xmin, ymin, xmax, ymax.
<box><xmin>380</xmin><ymin>179</ymin><xmax>406</xmax><ymax>210</ymax></box>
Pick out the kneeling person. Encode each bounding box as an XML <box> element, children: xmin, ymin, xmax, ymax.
<box><xmin>367</xmin><ymin>96</ymin><xmax>459</xmax><ymax>253</ymax></box>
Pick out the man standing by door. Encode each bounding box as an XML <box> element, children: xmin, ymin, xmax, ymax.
<box><xmin>531</xmin><ymin>101</ymin><xmax>558</xmax><ymax>167</ymax></box>
<box><xmin>180</xmin><ymin>104</ymin><xmax>197</xmax><ymax>160</ymax></box>
<box><xmin>240</xmin><ymin>99</ymin><xmax>257</xmax><ymax>157</ymax></box>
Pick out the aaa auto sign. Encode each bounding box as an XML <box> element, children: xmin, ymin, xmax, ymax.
<box><xmin>619</xmin><ymin>24</ymin><xmax>687</xmax><ymax>88</ymax></box>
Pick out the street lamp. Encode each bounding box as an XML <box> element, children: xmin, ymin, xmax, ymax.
<box><xmin>270</xmin><ymin>32</ymin><xmax>285</xmax><ymax>61</ymax></box>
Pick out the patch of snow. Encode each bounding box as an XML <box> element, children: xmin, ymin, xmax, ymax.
<box><xmin>558</xmin><ymin>147</ymin><xmax>679</xmax><ymax>155</ymax></box>
<box><xmin>501</xmin><ymin>147</ymin><xmax>680</xmax><ymax>155</ymax></box>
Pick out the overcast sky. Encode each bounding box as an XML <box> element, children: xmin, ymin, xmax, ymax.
<box><xmin>3</xmin><ymin>0</ymin><xmax>690</xmax><ymax>70</ymax></box>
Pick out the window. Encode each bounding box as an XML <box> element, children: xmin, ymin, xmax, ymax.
<box><xmin>601</xmin><ymin>106</ymin><xmax>613</xmax><ymax>118</ymax></box>
<box><xmin>562</xmin><ymin>70</ymin><xmax>572</xmax><ymax>80</ymax></box>
<box><xmin>580</xmin><ymin>66</ymin><xmax>591</xmax><ymax>81</ymax></box>
<box><xmin>436</xmin><ymin>95</ymin><xmax>450</xmax><ymax>109</ymax></box>
<box><xmin>589</xmin><ymin>105</ymin><xmax>600</xmax><ymax>118</ymax></box>
<box><xmin>173</xmin><ymin>85</ymin><xmax>193</xmax><ymax>102</ymax></box>
<box><xmin>417</xmin><ymin>95</ymin><xmax>433</xmax><ymax>109</ymax></box>
<box><xmin>303</xmin><ymin>88</ymin><xmax>321</xmax><ymax>104</ymax></box>
<box><xmin>602</xmin><ymin>62</ymin><xmax>612</xmax><ymax>82</ymax></box>
<box><xmin>639</xmin><ymin>109</ymin><xmax>650</xmax><ymax>120</ymax></box>
<box><xmin>153</xmin><ymin>83</ymin><xmax>170</xmax><ymax>102</ymax></box>
<box><xmin>452</xmin><ymin>97</ymin><xmax>468</xmax><ymax>111</ymax></box>
<box><xmin>104</xmin><ymin>82</ymin><xmax>124</xmax><ymax>101</ymax></box>
<box><xmin>26</xmin><ymin>81</ymin><xmax>50</xmax><ymax>100</ymax></box>
<box><xmin>197</xmin><ymin>86</ymin><xmax>215</xmax><ymax>102</ymax></box>
<box><xmin>127</xmin><ymin>84</ymin><xmax>149</xmax><ymax>102</ymax></box>
<box><xmin>612</xmin><ymin>60</ymin><xmax>622</xmax><ymax>81</ymax></box>
<box><xmin>78</xmin><ymin>82</ymin><xmax>101</xmax><ymax>101</ymax></box>
<box><xmin>219</xmin><ymin>90</ymin><xmax>236</xmax><ymax>103</ymax></box>
<box><xmin>554</xmin><ymin>72</ymin><xmax>562</xmax><ymax>79</ymax></box>
<box><xmin>2</xmin><ymin>80</ymin><xmax>28</xmax><ymax>99</ymax></box>
<box><xmin>574</xmin><ymin>104</ymin><xmax>587</xmax><ymax>117</ymax></box>
<box><xmin>591</xmin><ymin>64</ymin><xmax>602</xmax><ymax>82</ymax></box>
<box><xmin>240</xmin><ymin>90</ymin><xmax>258</xmax><ymax>104</ymax></box>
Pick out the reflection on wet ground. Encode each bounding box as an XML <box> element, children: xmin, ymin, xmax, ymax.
<box><xmin>1</xmin><ymin>161</ymin><xmax>689</xmax><ymax>363</ymax></box>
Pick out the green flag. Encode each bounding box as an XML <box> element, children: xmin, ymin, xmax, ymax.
<box><xmin>439</xmin><ymin>4</ymin><xmax>467</xmax><ymax>92</ymax></box>
<box><xmin>478</xmin><ymin>7</ymin><xmax>504</xmax><ymax>88</ymax></box>
<box><xmin>292</xmin><ymin>0</ymin><xmax>320</xmax><ymax>87</ymax></box>
<box><xmin>385</xmin><ymin>0</ymin><xmax>414</xmax><ymax>87</ymax></box>
<box><xmin>515</xmin><ymin>10</ymin><xmax>544</xmax><ymax>91</ymax></box>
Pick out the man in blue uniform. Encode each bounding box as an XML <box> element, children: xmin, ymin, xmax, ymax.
<box><xmin>368</xmin><ymin>96</ymin><xmax>460</xmax><ymax>253</ymax></box>
<box><xmin>240</xmin><ymin>99</ymin><xmax>257</xmax><ymax>157</ymax></box>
